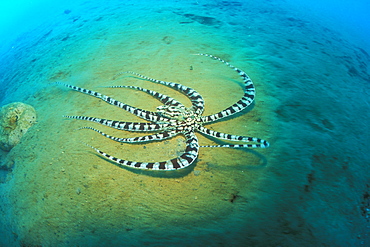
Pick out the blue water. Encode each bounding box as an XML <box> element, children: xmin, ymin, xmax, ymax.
<box><xmin>286</xmin><ymin>0</ymin><xmax>370</xmax><ymax>46</ymax></box>
<box><xmin>0</xmin><ymin>0</ymin><xmax>369</xmax><ymax>48</ymax></box>
<box><xmin>0</xmin><ymin>0</ymin><xmax>369</xmax><ymax>246</ymax></box>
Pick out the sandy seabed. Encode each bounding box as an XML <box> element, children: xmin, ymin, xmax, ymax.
<box><xmin>0</xmin><ymin>0</ymin><xmax>369</xmax><ymax>246</ymax></box>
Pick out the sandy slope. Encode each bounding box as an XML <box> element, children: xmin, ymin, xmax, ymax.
<box><xmin>0</xmin><ymin>0</ymin><xmax>369</xmax><ymax>246</ymax></box>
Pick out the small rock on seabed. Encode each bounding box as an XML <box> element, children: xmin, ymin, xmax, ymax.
<box><xmin>0</xmin><ymin>102</ymin><xmax>37</xmax><ymax>151</ymax></box>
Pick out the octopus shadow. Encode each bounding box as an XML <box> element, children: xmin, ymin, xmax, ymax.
<box><xmin>199</xmin><ymin>132</ymin><xmax>268</xmax><ymax>169</ymax></box>
<box><xmin>91</xmin><ymin>152</ymin><xmax>195</xmax><ymax>178</ymax></box>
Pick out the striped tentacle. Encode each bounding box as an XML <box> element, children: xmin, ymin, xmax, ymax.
<box><xmin>57</xmin><ymin>82</ymin><xmax>168</xmax><ymax>122</ymax></box>
<box><xmin>197</xmin><ymin>126</ymin><xmax>269</xmax><ymax>148</ymax></box>
<box><xmin>195</xmin><ymin>54</ymin><xmax>255</xmax><ymax>123</ymax></box>
<box><xmin>200</xmin><ymin>144</ymin><xmax>267</xmax><ymax>148</ymax></box>
<box><xmin>115</xmin><ymin>71</ymin><xmax>205</xmax><ymax>115</ymax></box>
<box><xmin>79</xmin><ymin>126</ymin><xmax>177</xmax><ymax>143</ymax></box>
<box><xmin>102</xmin><ymin>85</ymin><xmax>185</xmax><ymax>108</ymax></box>
<box><xmin>63</xmin><ymin>115</ymin><xmax>169</xmax><ymax>131</ymax></box>
<box><xmin>84</xmin><ymin>131</ymin><xmax>199</xmax><ymax>170</ymax></box>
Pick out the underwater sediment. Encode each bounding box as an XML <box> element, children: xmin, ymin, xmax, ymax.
<box><xmin>0</xmin><ymin>0</ymin><xmax>369</xmax><ymax>246</ymax></box>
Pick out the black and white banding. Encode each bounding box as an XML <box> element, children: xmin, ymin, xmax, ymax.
<box><xmin>58</xmin><ymin>54</ymin><xmax>269</xmax><ymax>170</ymax></box>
